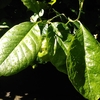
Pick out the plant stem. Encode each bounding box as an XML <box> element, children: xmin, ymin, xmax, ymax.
<box><xmin>67</xmin><ymin>0</ymin><xmax>84</xmax><ymax>23</ymax></box>
<box><xmin>47</xmin><ymin>13</ymin><xmax>68</xmax><ymax>23</ymax></box>
<box><xmin>77</xmin><ymin>0</ymin><xmax>84</xmax><ymax>20</ymax></box>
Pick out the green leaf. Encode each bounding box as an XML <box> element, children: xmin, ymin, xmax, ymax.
<box><xmin>51</xmin><ymin>22</ymin><xmax>74</xmax><ymax>55</ymax></box>
<box><xmin>67</xmin><ymin>21</ymin><xmax>100</xmax><ymax>100</ymax></box>
<box><xmin>50</xmin><ymin>22</ymin><xmax>73</xmax><ymax>74</ymax></box>
<box><xmin>0</xmin><ymin>22</ymin><xmax>42</xmax><ymax>76</ymax></box>
<box><xmin>50</xmin><ymin>43</ymin><xmax>67</xmax><ymax>74</ymax></box>
<box><xmin>37</xmin><ymin>23</ymin><xmax>55</xmax><ymax>62</ymax></box>
<box><xmin>21</xmin><ymin>0</ymin><xmax>40</xmax><ymax>13</ymax></box>
<box><xmin>21</xmin><ymin>0</ymin><xmax>48</xmax><ymax>14</ymax></box>
<box><xmin>37</xmin><ymin>22</ymin><xmax>67</xmax><ymax>74</ymax></box>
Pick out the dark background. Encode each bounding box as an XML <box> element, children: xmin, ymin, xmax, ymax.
<box><xmin>0</xmin><ymin>0</ymin><xmax>100</xmax><ymax>40</ymax></box>
<box><xmin>0</xmin><ymin>62</ymin><xmax>86</xmax><ymax>100</ymax></box>
<box><xmin>0</xmin><ymin>0</ymin><xmax>100</xmax><ymax>99</ymax></box>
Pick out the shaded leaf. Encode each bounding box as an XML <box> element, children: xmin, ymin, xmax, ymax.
<box><xmin>50</xmin><ymin>22</ymin><xmax>74</xmax><ymax>74</ymax></box>
<box><xmin>21</xmin><ymin>0</ymin><xmax>48</xmax><ymax>14</ymax></box>
<box><xmin>51</xmin><ymin>22</ymin><xmax>74</xmax><ymax>55</ymax></box>
<box><xmin>37</xmin><ymin>22</ymin><xmax>67</xmax><ymax>74</ymax></box>
<box><xmin>0</xmin><ymin>22</ymin><xmax>42</xmax><ymax>76</ymax></box>
<box><xmin>21</xmin><ymin>0</ymin><xmax>40</xmax><ymax>13</ymax></box>
<box><xmin>50</xmin><ymin>43</ymin><xmax>67</xmax><ymax>74</ymax></box>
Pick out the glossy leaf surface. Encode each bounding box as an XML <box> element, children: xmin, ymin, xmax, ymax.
<box><xmin>67</xmin><ymin>21</ymin><xmax>100</xmax><ymax>100</ymax></box>
<box><xmin>0</xmin><ymin>22</ymin><xmax>41</xmax><ymax>76</ymax></box>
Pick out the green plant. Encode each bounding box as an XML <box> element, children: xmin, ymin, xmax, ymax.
<box><xmin>0</xmin><ymin>0</ymin><xmax>100</xmax><ymax>99</ymax></box>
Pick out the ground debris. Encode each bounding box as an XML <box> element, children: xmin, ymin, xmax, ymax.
<box><xmin>14</xmin><ymin>95</ymin><xmax>23</xmax><ymax>100</ymax></box>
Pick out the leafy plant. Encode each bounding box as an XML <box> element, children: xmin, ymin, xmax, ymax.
<box><xmin>0</xmin><ymin>0</ymin><xmax>100</xmax><ymax>99</ymax></box>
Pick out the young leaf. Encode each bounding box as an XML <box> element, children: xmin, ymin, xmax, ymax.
<box><xmin>0</xmin><ymin>22</ymin><xmax>42</xmax><ymax>76</ymax></box>
<box><xmin>67</xmin><ymin>21</ymin><xmax>100</xmax><ymax>100</ymax></box>
<box><xmin>48</xmin><ymin>0</ymin><xmax>56</xmax><ymax>5</ymax></box>
<box><xmin>37</xmin><ymin>23</ymin><xmax>55</xmax><ymax>62</ymax></box>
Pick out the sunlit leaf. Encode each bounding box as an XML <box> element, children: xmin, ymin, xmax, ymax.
<box><xmin>67</xmin><ymin>21</ymin><xmax>100</xmax><ymax>100</ymax></box>
<box><xmin>0</xmin><ymin>22</ymin><xmax>42</xmax><ymax>76</ymax></box>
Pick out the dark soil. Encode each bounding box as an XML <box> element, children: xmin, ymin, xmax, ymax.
<box><xmin>0</xmin><ymin>62</ymin><xmax>86</xmax><ymax>100</ymax></box>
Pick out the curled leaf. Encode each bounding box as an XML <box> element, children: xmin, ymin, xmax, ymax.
<box><xmin>37</xmin><ymin>24</ymin><xmax>55</xmax><ymax>62</ymax></box>
<box><xmin>50</xmin><ymin>22</ymin><xmax>73</xmax><ymax>74</ymax></box>
<box><xmin>48</xmin><ymin>0</ymin><xmax>56</xmax><ymax>5</ymax></box>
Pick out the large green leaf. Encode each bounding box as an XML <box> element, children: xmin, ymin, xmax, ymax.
<box><xmin>67</xmin><ymin>21</ymin><xmax>100</xmax><ymax>100</ymax></box>
<box><xmin>0</xmin><ymin>22</ymin><xmax>42</xmax><ymax>76</ymax></box>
